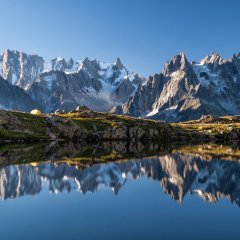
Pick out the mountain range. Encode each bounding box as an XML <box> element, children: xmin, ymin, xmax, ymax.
<box><xmin>1</xmin><ymin>49</ymin><xmax>240</xmax><ymax>122</ymax></box>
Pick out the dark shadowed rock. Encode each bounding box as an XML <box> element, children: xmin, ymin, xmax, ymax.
<box><xmin>0</xmin><ymin>76</ymin><xmax>39</xmax><ymax>111</ymax></box>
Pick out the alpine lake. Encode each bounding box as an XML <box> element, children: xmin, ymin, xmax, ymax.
<box><xmin>0</xmin><ymin>141</ymin><xmax>239</xmax><ymax>240</ymax></box>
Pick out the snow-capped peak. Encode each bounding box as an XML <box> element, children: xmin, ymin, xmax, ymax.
<box><xmin>98</xmin><ymin>61</ymin><xmax>113</xmax><ymax>70</ymax></box>
<box><xmin>44</xmin><ymin>57</ymin><xmax>80</xmax><ymax>74</ymax></box>
<box><xmin>200</xmin><ymin>51</ymin><xmax>223</xmax><ymax>65</ymax></box>
<box><xmin>0</xmin><ymin>49</ymin><xmax>44</xmax><ymax>89</ymax></box>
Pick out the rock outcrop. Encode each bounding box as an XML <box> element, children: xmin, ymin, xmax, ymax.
<box><xmin>0</xmin><ymin>109</ymin><xmax>174</xmax><ymax>142</ymax></box>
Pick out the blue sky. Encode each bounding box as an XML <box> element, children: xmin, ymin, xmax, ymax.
<box><xmin>0</xmin><ymin>0</ymin><xmax>239</xmax><ymax>76</ymax></box>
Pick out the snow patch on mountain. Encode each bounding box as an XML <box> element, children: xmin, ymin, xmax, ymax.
<box><xmin>44</xmin><ymin>57</ymin><xmax>82</xmax><ymax>74</ymax></box>
<box><xmin>98</xmin><ymin>61</ymin><xmax>113</xmax><ymax>69</ymax></box>
<box><xmin>146</xmin><ymin>108</ymin><xmax>159</xmax><ymax>117</ymax></box>
<box><xmin>193</xmin><ymin>63</ymin><xmax>222</xmax><ymax>90</ymax></box>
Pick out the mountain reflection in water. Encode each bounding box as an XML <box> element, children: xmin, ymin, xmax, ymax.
<box><xmin>0</xmin><ymin>141</ymin><xmax>240</xmax><ymax>206</ymax></box>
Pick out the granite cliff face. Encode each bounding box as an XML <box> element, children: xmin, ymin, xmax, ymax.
<box><xmin>0</xmin><ymin>49</ymin><xmax>44</xmax><ymax>89</ymax></box>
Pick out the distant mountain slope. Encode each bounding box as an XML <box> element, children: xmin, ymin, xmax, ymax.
<box><xmin>0</xmin><ymin>75</ymin><xmax>39</xmax><ymax>111</ymax></box>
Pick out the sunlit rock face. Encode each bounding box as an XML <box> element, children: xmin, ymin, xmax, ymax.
<box><xmin>1</xmin><ymin>150</ymin><xmax>240</xmax><ymax>207</ymax></box>
<box><xmin>0</xmin><ymin>49</ymin><xmax>44</xmax><ymax>89</ymax></box>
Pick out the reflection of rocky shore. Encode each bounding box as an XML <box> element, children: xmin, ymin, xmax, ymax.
<box><xmin>0</xmin><ymin>148</ymin><xmax>240</xmax><ymax>207</ymax></box>
<box><xmin>1</xmin><ymin>141</ymin><xmax>240</xmax><ymax>167</ymax></box>
<box><xmin>0</xmin><ymin>141</ymin><xmax>174</xmax><ymax>166</ymax></box>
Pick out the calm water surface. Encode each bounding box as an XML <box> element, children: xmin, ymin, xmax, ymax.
<box><xmin>0</xmin><ymin>142</ymin><xmax>239</xmax><ymax>240</ymax></box>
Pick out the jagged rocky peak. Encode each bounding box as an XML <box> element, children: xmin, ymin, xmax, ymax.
<box><xmin>200</xmin><ymin>51</ymin><xmax>223</xmax><ymax>65</ymax></box>
<box><xmin>46</xmin><ymin>56</ymin><xmax>103</xmax><ymax>74</ymax></box>
<box><xmin>162</xmin><ymin>52</ymin><xmax>191</xmax><ymax>76</ymax></box>
<box><xmin>82</xmin><ymin>57</ymin><xmax>99</xmax><ymax>69</ymax></box>
<box><xmin>115</xmin><ymin>57</ymin><xmax>124</xmax><ymax>70</ymax></box>
<box><xmin>0</xmin><ymin>49</ymin><xmax>44</xmax><ymax>89</ymax></box>
<box><xmin>80</xmin><ymin>57</ymin><xmax>100</xmax><ymax>78</ymax></box>
<box><xmin>112</xmin><ymin>52</ymin><xmax>200</xmax><ymax>121</ymax></box>
<box><xmin>51</xmin><ymin>57</ymin><xmax>74</xmax><ymax>71</ymax></box>
<box><xmin>45</xmin><ymin>57</ymin><xmax>81</xmax><ymax>74</ymax></box>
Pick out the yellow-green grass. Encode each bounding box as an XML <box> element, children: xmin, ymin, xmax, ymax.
<box><xmin>173</xmin><ymin>143</ymin><xmax>240</xmax><ymax>160</ymax></box>
<box><xmin>172</xmin><ymin>122</ymin><xmax>240</xmax><ymax>136</ymax></box>
<box><xmin>0</xmin><ymin>111</ymin><xmax>49</xmax><ymax>140</ymax></box>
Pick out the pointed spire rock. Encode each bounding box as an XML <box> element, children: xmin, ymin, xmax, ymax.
<box><xmin>200</xmin><ymin>51</ymin><xmax>223</xmax><ymax>65</ymax></box>
<box><xmin>162</xmin><ymin>52</ymin><xmax>190</xmax><ymax>76</ymax></box>
<box><xmin>80</xmin><ymin>57</ymin><xmax>100</xmax><ymax>78</ymax></box>
<box><xmin>115</xmin><ymin>57</ymin><xmax>124</xmax><ymax>70</ymax></box>
<box><xmin>82</xmin><ymin>57</ymin><xmax>93</xmax><ymax>69</ymax></box>
<box><xmin>82</xmin><ymin>57</ymin><xmax>90</xmax><ymax>64</ymax></box>
<box><xmin>82</xmin><ymin>57</ymin><xmax>98</xmax><ymax>67</ymax></box>
<box><xmin>179</xmin><ymin>51</ymin><xmax>186</xmax><ymax>58</ymax></box>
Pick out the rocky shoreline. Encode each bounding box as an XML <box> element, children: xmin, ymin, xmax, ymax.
<box><xmin>0</xmin><ymin>108</ymin><xmax>240</xmax><ymax>143</ymax></box>
<box><xmin>0</xmin><ymin>109</ymin><xmax>174</xmax><ymax>142</ymax></box>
